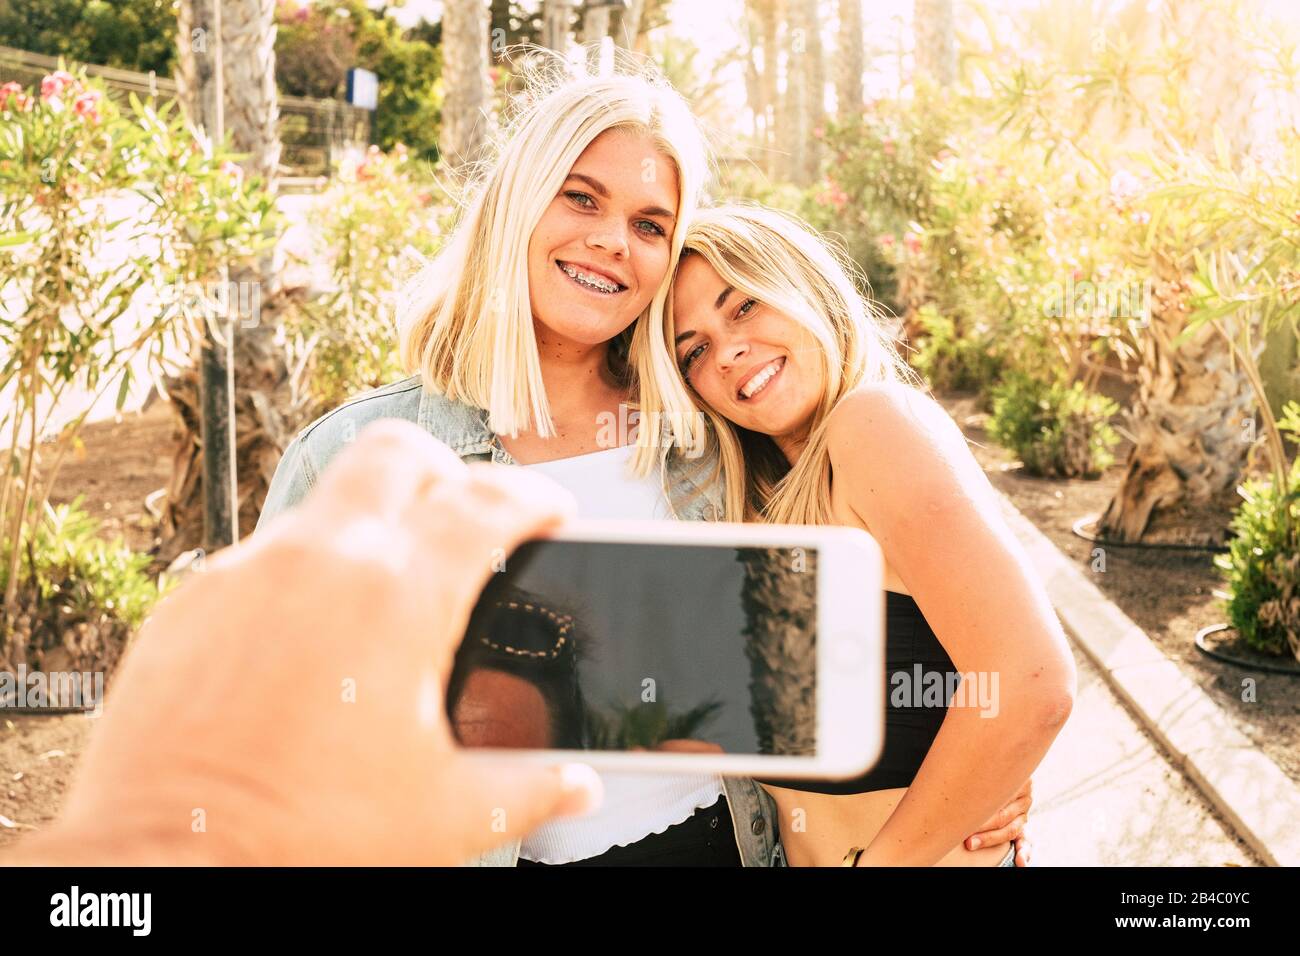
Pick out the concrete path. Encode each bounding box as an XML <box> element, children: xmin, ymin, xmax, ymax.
<box><xmin>1029</xmin><ymin>646</ymin><xmax>1260</xmax><ymax>865</ymax></box>
<box><xmin>1000</xmin><ymin>496</ymin><xmax>1264</xmax><ymax>866</ymax></box>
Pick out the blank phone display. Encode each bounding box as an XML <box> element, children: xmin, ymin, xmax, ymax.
<box><xmin>448</xmin><ymin>541</ymin><xmax>819</xmax><ymax>756</ymax></box>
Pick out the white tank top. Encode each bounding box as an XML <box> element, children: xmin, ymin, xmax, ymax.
<box><xmin>518</xmin><ymin>444</ymin><xmax>725</xmax><ymax>863</ymax></box>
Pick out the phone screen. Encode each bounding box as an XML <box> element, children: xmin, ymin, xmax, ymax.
<box><xmin>448</xmin><ymin>540</ymin><xmax>818</xmax><ymax>757</ymax></box>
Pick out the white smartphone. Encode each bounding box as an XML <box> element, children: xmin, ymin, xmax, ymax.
<box><xmin>447</xmin><ymin>521</ymin><xmax>884</xmax><ymax>782</ymax></box>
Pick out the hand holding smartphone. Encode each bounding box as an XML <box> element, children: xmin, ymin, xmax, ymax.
<box><xmin>449</xmin><ymin>521</ymin><xmax>885</xmax><ymax>784</ymax></box>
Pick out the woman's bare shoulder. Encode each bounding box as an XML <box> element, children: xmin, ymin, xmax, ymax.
<box><xmin>825</xmin><ymin>381</ymin><xmax>981</xmax><ymax>521</ymax></box>
<box><xmin>826</xmin><ymin>381</ymin><xmax>963</xmax><ymax>455</ymax></box>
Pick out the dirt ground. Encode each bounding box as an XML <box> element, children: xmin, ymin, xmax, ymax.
<box><xmin>3</xmin><ymin>386</ymin><xmax>1298</xmax><ymax>851</ymax></box>
<box><xmin>0</xmin><ymin>400</ymin><xmax>174</xmax><ymax>848</ymax></box>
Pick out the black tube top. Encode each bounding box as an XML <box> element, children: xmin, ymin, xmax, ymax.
<box><xmin>757</xmin><ymin>589</ymin><xmax>958</xmax><ymax>795</ymax></box>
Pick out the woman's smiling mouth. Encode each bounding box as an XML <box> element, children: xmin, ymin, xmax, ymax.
<box><xmin>557</xmin><ymin>260</ymin><xmax>627</xmax><ymax>295</ymax></box>
<box><xmin>737</xmin><ymin>356</ymin><xmax>786</xmax><ymax>400</ymax></box>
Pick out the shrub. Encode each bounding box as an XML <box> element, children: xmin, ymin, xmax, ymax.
<box><xmin>293</xmin><ymin>144</ymin><xmax>448</xmax><ymax>413</ymax></box>
<box><xmin>988</xmin><ymin>370</ymin><xmax>1120</xmax><ymax>479</ymax></box>
<box><xmin>0</xmin><ymin>66</ymin><xmax>271</xmax><ymax>667</ymax></box>
<box><xmin>911</xmin><ymin>304</ymin><xmax>1004</xmax><ymax>399</ymax></box>
<box><xmin>1214</xmin><ymin>401</ymin><xmax>1300</xmax><ymax>659</ymax></box>
<box><xmin>0</xmin><ymin>498</ymin><xmax>169</xmax><ymax>675</ymax></box>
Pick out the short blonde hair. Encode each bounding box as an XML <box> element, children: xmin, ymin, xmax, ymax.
<box><xmin>399</xmin><ymin>56</ymin><xmax>709</xmax><ymax>439</ymax></box>
<box><xmin>649</xmin><ymin>202</ymin><xmax>926</xmax><ymax>522</ymax></box>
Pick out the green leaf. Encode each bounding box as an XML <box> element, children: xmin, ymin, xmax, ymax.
<box><xmin>115</xmin><ymin>368</ymin><xmax>132</xmax><ymax>412</ymax></box>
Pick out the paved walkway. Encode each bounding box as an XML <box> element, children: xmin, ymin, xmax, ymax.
<box><xmin>1029</xmin><ymin>645</ymin><xmax>1260</xmax><ymax>865</ymax></box>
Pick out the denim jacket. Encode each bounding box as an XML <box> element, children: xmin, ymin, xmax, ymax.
<box><xmin>255</xmin><ymin>374</ymin><xmax>784</xmax><ymax>867</ymax></box>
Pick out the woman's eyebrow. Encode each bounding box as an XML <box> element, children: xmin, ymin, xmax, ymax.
<box><xmin>565</xmin><ymin>172</ymin><xmax>609</xmax><ymax>197</ymax></box>
<box><xmin>673</xmin><ymin>285</ymin><xmax>734</xmax><ymax>345</ymax></box>
<box><xmin>565</xmin><ymin>173</ymin><xmax>674</xmax><ymax>221</ymax></box>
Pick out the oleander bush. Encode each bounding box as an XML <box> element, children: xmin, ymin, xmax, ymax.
<box><xmin>0</xmin><ymin>65</ymin><xmax>272</xmax><ymax>669</ymax></box>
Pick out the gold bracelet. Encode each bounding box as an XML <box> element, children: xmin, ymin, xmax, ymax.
<box><xmin>842</xmin><ymin>846</ymin><xmax>865</xmax><ymax>867</ymax></box>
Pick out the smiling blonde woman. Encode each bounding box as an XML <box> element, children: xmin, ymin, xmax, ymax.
<box><xmin>647</xmin><ymin>202</ymin><xmax>1076</xmax><ymax>867</ymax></box>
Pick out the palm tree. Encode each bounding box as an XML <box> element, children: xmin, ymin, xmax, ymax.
<box><xmin>441</xmin><ymin>0</ymin><xmax>492</xmax><ymax>169</ymax></box>
<box><xmin>165</xmin><ymin>0</ymin><xmax>303</xmax><ymax>560</ymax></box>
<box><xmin>1096</xmin><ymin>0</ymin><xmax>1262</xmax><ymax>541</ymax></box>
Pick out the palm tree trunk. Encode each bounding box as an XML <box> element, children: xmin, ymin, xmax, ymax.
<box><xmin>738</xmin><ymin>547</ymin><xmax>818</xmax><ymax>757</ymax></box>
<box><xmin>167</xmin><ymin>0</ymin><xmax>302</xmax><ymax>560</ymax></box>
<box><xmin>1098</xmin><ymin>0</ymin><xmax>1262</xmax><ymax>542</ymax></box>
<box><xmin>441</xmin><ymin>0</ymin><xmax>492</xmax><ymax>169</ymax></box>
<box><xmin>542</xmin><ymin>0</ymin><xmax>573</xmax><ymax>53</ymax></box>
<box><xmin>781</xmin><ymin>0</ymin><xmax>809</xmax><ymax>184</ymax></box>
<box><xmin>836</xmin><ymin>0</ymin><xmax>863</xmax><ymax>117</ymax></box>
<box><xmin>1097</xmin><ymin>251</ymin><xmax>1258</xmax><ymax>542</ymax></box>
<box><xmin>914</xmin><ymin>0</ymin><xmax>956</xmax><ymax>88</ymax></box>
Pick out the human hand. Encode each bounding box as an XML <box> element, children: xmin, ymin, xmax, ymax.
<box><xmin>15</xmin><ymin>420</ymin><xmax>601</xmax><ymax>866</ymax></box>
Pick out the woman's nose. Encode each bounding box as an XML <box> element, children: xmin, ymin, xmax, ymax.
<box><xmin>586</xmin><ymin>219</ymin><xmax>629</xmax><ymax>258</ymax></box>
<box><xmin>716</xmin><ymin>337</ymin><xmax>749</xmax><ymax>371</ymax></box>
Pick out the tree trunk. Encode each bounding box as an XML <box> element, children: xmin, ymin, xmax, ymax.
<box><xmin>167</xmin><ymin>0</ymin><xmax>302</xmax><ymax>561</ymax></box>
<box><xmin>804</xmin><ymin>0</ymin><xmax>825</xmax><ymax>178</ymax></box>
<box><xmin>1097</xmin><ymin>251</ymin><xmax>1258</xmax><ymax>542</ymax></box>
<box><xmin>836</xmin><ymin>0</ymin><xmax>863</xmax><ymax>117</ymax></box>
<box><xmin>781</xmin><ymin>0</ymin><xmax>809</xmax><ymax>184</ymax></box>
<box><xmin>738</xmin><ymin>548</ymin><xmax>818</xmax><ymax>757</ymax></box>
<box><xmin>914</xmin><ymin>0</ymin><xmax>955</xmax><ymax>88</ymax></box>
<box><xmin>759</xmin><ymin>0</ymin><xmax>779</xmax><ymax>175</ymax></box>
<box><xmin>441</xmin><ymin>0</ymin><xmax>492</xmax><ymax>169</ymax></box>
<box><xmin>613</xmin><ymin>0</ymin><xmax>645</xmax><ymax>50</ymax></box>
<box><xmin>542</xmin><ymin>0</ymin><xmax>573</xmax><ymax>53</ymax></box>
<box><xmin>1097</xmin><ymin>0</ymin><xmax>1262</xmax><ymax>543</ymax></box>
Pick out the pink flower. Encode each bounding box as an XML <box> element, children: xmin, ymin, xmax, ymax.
<box><xmin>877</xmin><ymin>233</ymin><xmax>896</xmax><ymax>251</ymax></box>
<box><xmin>489</xmin><ymin>67</ymin><xmax>501</xmax><ymax>83</ymax></box>
<box><xmin>1109</xmin><ymin>169</ymin><xmax>1141</xmax><ymax>205</ymax></box>
<box><xmin>0</xmin><ymin>81</ymin><xmax>24</xmax><ymax>111</ymax></box>
<box><xmin>813</xmin><ymin>125</ymin><xmax>825</xmax><ymax>139</ymax></box>
<box><xmin>72</xmin><ymin>89</ymin><xmax>102</xmax><ymax>122</ymax></box>
<box><xmin>903</xmin><ymin>231</ymin><xmax>922</xmax><ymax>255</ymax></box>
<box><xmin>882</xmin><ymin>138</ymin><xmax>895</xmax><ymax>157</ymax></box>
<box><xmin>1130</xmin><ymin>210</ymin><xmax>1151</xmax><ymax>225</ymax></box>
<box><xmin>40</xmin><ymin>70</ymin><xmax>75</xmax><ymax>101</ymax></box>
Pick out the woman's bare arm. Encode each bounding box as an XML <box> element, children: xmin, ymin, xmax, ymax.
<box><xmin>826</xmin><ymin>382</ymin><xmax>1076</xmax><ymax>867</ymax></box>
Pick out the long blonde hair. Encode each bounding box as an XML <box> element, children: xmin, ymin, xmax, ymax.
<box><xmin>398</xmin><ymin>55</ymin><xmax>709</xmax><ymax>439</ymax></box>
<box><xmin>651</xmin><ymin>203</ymin><xmax>927</xmax><ymax>523</ymax></box>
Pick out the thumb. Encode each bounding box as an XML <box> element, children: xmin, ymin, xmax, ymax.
<box><xmin>453</xmin><ymin>758</ymin><xmax>603</xmax><ymax>849</ymax></box>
